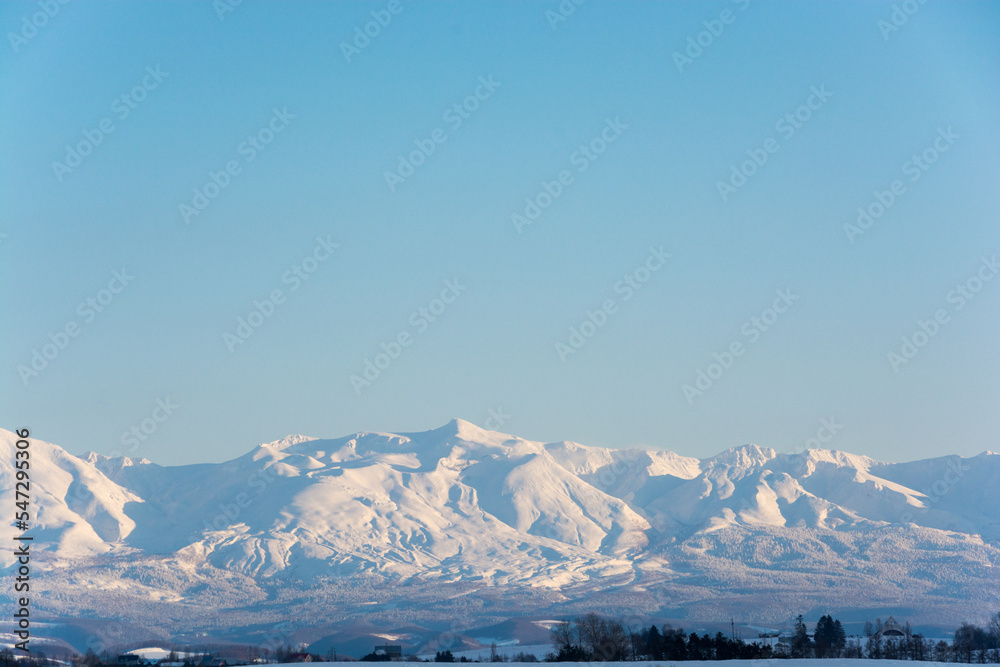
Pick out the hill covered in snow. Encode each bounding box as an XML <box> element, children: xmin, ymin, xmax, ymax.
<box><xmin>0</xmin><ymin>420</ymin><xmax>997</xmax><ymax>650</ymax></box>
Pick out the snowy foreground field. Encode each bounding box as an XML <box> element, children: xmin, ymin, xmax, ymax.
<box><xmin>266</xmin><ymin>662</ymin><xmax>954</xmax><ymax>667</ymax></box>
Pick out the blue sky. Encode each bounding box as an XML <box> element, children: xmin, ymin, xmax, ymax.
<box><xmin>2</xmin><ymin>1</ymin><xmax>998</xmax><ymax>465</ymax></box>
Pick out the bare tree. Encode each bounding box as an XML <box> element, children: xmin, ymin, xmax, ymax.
<box><xmin>603</xmin><ymin>619</ymin><xmax>629</xmax><ymax>661</ymax></box>
<box><xmin>988</xmin><ymin>612</ymin><xmax>1000</xmax><ymax>649</ymax></box>
<box><xmin>577</xmin><ymin>612</ymin><xmax>606</xmax><ymax>659</ymax></box>
<box><xmin>550</xmin><ymin>621</ymin><xmax>574</xmax><ymax>654</ymax></box>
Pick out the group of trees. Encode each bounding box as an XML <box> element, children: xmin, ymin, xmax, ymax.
<box><xmin>787</xmin><ymin>614</ymin><xmax>848</xmax><ymax>658</ymax></box>
<box><xmin>548</xmin><ymin>613</ymin><xmax>775</xmax><ymax>662</ymax></box>
<box><xmin>0</xmin><ymin>650</ymin><xmax>52</xmax><ymax>667</ymax></box>
<box><xmin>6</xmin><ymin>611</ymin><xmax>1000</xmax><ymax>666</ymax></box>
<box><xmin>547</xmin><ymin>611</ymin><xmax>1000</xmax><ymax>662</ymax></box>
<box><xmin>549</xmin><ymin>613</ymin><xmax>629</xmax><ymax>661</ymax></box>
<box><xmin>953</xmin><ymin>620</ymin><xmax>1000</xmax><ymax>663</ymax></box>
<box><xmin>433</xmin><ymin>649</ymin><xmax>537</xmax><ymax>663</ymax></box>
<box><xmin>862</xmin><ymin>615</ymin><xmax>1000</xmax><ymax>663</ymax></box>
<box><xmin>810</xmin><ymin>615</ymin><xmax>848</xmax><ymax>658</ymax></box>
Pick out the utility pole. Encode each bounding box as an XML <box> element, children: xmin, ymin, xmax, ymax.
<box><xmin>731</xmin><ymin>618</ymin><xmax>735</xmax><ymax>641</ymax></box>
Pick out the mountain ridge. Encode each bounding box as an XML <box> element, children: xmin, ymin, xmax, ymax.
<box><xmin>69</xmin><ymin>418</ymin><xmax>995</xmax><ymax>468</ymax></box>
<box><xmin>1</xmin><ymin>421</ymin><xmax>998</xmax><ymax>646</ymax></box>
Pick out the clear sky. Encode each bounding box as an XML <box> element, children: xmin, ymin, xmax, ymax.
<box><xmin>2</xmin><ymin>1</ymin><xmax>998</xmax><ymax>466</ymax></box>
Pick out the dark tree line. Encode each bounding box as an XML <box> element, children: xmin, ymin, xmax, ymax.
<box><xmin>548</xmin><ymin>613</ymin><xmax>775</xmax><ymax>662</ymax></box>
<box><xmin>432</xmin><ymin>650</ymin><xmax>481</xmax><ymax>663</ymax></box>
<box><xmin>6</xmin><ymin>611</ymin><xmax>999</xmax><ymax>666</ymax></box>
<box><xmin>547</xmin><ymin>611</ymin><xmax>1000</xmax><ymax>662</ymax></box>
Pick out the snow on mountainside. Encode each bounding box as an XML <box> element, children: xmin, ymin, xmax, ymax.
<box><xmin>0</xmin><ymin>430</ymin><xmax>139</xmax><ymax>564</ymax></box>
<box><xmin>1</xmin><ymin>421</ymin><xmax>998</xmax><ymax>645</ymax></box>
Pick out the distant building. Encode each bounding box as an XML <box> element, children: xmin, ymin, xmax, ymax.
<box><xmin>877</xmin><ymin>616</ymin><xmax>908</xmax><ymax>638</ymax></box>
<box><xmin>374</xmin><ymin>646</ymin><xmax>402</xmax><ymax>659</ymax></box>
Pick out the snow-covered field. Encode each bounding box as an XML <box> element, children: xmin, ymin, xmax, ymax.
<box><xmin>271</xmin><ymin>662</ymin><xmax>956</xmax><ymax>667</ymax></box>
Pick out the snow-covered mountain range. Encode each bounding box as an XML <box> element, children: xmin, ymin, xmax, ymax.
<box><xmin>1</xmin><ymin>420</ymin><xmax>998</xmax><ymax>651</ymax></box>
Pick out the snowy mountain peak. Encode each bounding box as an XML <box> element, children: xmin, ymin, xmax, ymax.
<box><xmin>427</xmin><ymin>417</ymin><xmax>502</xmax><ymax>442</ymax></box>
<box><xmin>798</xmin><ymin>447</ymin><xmax>877</xmax><ymax>470</ymax></box>
<box><xmin>706</xmin><ymin>443</ymin><xmax>776</xmax><ymax>468</ymax></box>
<box><xmin>83</xmin><ymin>451</ymin><xmax>152</xmax><ymax>467</ymax></box>
<box><xmin>255</xmin><ymin>433</ymin><xmax>318</xmax><ymax>450</ymax></box>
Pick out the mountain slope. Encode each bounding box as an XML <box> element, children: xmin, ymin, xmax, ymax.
<box><xmin>1</xmin><ymin>421</ymin><xmax>998</xmax><ymax>647</ymax></box>
<box><xmin>0</xmin><ymin>429</ymin><xmax>140</xmax><ymax>563</ymax></box>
